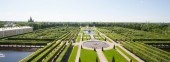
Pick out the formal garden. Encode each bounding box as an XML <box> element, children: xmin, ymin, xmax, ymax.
<box><xmin>0</xmin><ymin>22</ymin><xmax>170</xmax><ymax>62</ymax></box>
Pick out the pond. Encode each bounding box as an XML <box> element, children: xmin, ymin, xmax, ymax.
<box><xmin>83</xmin><ymin>30</ymin><xmax>95</xmax><ymax>35</ymax></box>
<box><xmin>0</xmin><ymin>48</ymin><xmax>38</xmax><ymax>62</ymax></box>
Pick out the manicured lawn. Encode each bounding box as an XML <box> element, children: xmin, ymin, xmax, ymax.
<box><xmin>80</xmin><ymin>49</ymin><xmax>98</xmax><ymax>62</ymax></box>
<box><xmin>82</xmin><ymin>34</ymin><xmax>90</xmax><ymax>41</ymax></box>
<box><xmin>116</xmin><ymin>46</ymin><xmax>138</xmax><ymax>62</ymax></box>
<box><xmin>94</xmin><ymin>34</ymin><xmax>105</xmax><ymax>41</ymax></box>
<box><xmin>68</xmin><ymin>46</ymin><xmax>78</xmax><ymax>62</ymax></box>
<box><xmin>103</xmin><ymin>49</ymin><xmax>128</xmax><ymax>62</ymax></box>
<box><xmin>76</xmin><ymin>34</ymin><xmax>81</xmax><ymax>42</ymax></box>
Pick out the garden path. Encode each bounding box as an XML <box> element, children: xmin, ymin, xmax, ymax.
<box><xmin>95</xmin><ymin>28</ymin><xmax>144</xmax><ymax>62</ymax></box>
<box><xmin>75</xmin><ymin>33</ymin><xmax>83</xmax><ymax>62</ymax></box>
<box><xmin>90</xmin><ymin>32</ymin><xmax>108</xmax><ymax>62</ymax></box>
<box><xmin>96</xmin><ymin>49</ymin><xmax>108</xmax><ymax>62</ymax></box>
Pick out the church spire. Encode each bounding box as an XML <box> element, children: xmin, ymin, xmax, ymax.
<box><xmin>28</xmin><ymin>16</ymin><xmax>34</xmax><ymax>22</ymax></box>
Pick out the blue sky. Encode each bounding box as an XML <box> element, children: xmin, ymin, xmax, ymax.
<box><xmin>0</xmin><ymin>0</ymin><xmax>170</xmax><ymax>22</ymax></box>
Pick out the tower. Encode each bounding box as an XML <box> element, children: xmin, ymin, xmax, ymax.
<box><xmin>28</xmin><ymin>17</ymin><xmax>34</xmax><ymax>22</ymax></box>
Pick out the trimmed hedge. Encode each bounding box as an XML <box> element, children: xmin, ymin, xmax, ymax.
<box><xmin>43</xmin><ymin>42</ymin><xmax>67</xmax><ymax>62</ymax></box>
<box><xmin>121</xmin><ymin>42</ymin><xmax>170</xmax><ymax>62</ymax></box>
<box><xmin>31</xmin><ymin>40</ymin><xmax>62</xmax><ymax>62</ymax></box>
<box><xmin>55</xmin><ymin>42</ymin><xmax>72</xmax><ymax>62</ymax></box>
<box><xmin>133</xmin><ymin>39</ymin><xmax>170</xmax><ymax>41</ymax></box>
<box><xmin>0</xmin><ymin>42</ymin><xmax>47</xmax><ymax>45</ymax></box>
<box><xmin>20</xmin><ymin>27</ymin><xmax>80</xmax><ymax>62</ymax></box>
<box><xmin>20</xmin><ymin>41</ymin><xmax>57</xmax><ymax>62</ymax></box>
<box><xmin>7</xmin><ymin>38</ymin><xmax>55</xmax><ymax>41</ymax></box>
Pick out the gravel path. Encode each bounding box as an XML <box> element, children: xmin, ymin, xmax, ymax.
<box><xmin>96</xmin><ymin>49</ymin><xmax>108</xmax><ymax>62</ymax></box>
<box><xmin>90</xmin><ymin>34</ymin><xmax>108</xmax><ymax>62</ymax></box>
<box><xmin>75</xmin><ymin>33</ymin><xmax>82</xmax><ymax>62</ymax></box>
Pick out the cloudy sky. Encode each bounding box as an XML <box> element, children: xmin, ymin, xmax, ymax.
<box><xmin>0</xmin><ymin>0</ymin><xmax>170</xmax><ymax>22</ymax></box>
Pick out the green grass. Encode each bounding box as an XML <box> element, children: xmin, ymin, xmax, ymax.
<box><xmin>94</xmin><ymin>34</ymin><xmax>105</xmax><ymax>41</ymax></box>
<box><xmin>99</xmin><ymin>26</ymin><xmax>170</xmax><ymax>39</ymax></box>
<box><xmin>76</xmin><ymin>34</ymin><xmax>81</xmax><ymax>42</ymax></box>
<box><xmin>80</xmin><ymin>49</ymin><xmax>98</xmax><ymax>62</ymax></box>
<box><xmin>103</xmin><ymin>49</ymin><xmax>128</xmax><ymax>62</ymax></box>
<box><xmin>82</xmin><ymin>34</ymin><xmax>90</xmax><ymax>41</ymax></box>
<box><xmin>68</xmin><ymin>46</ymin><xmax>78</xmax><ymax>62</ymax></box>
<box><xmin>116</xmin><ymin>46</ymin><xmax>138</xmax><ymax>62</ymax></box>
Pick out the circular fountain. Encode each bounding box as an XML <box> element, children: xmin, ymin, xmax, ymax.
<box><xmin>82</xmin><ymin>40</ymin><xmax>109</xmax><ymax>49</ymax></box>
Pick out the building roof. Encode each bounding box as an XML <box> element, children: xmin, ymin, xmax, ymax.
<box><xmin>0</xmin><ymin>26</ymin><xmax>32</xmax><ymax>31</ymax></box>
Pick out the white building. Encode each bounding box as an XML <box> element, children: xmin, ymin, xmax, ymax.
<box><xmin>0</xmin><ymin>26</ymin><xmax>33</xmax><ymax>38</ymax></box>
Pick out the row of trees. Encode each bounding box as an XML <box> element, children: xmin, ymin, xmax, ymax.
<box><xmin>0</xmin><ymin>21</ymin><xmax>5</xmax><ymax>28</ymax></box>
<box><xmin>94</xmin><ymin>22</ymin><xmax>170</xmax><ymax>34</ymax></box>
<box><xmin>0</xmin><ymin>21</ymin><xmax>81</xmax><ymax>30</ymax></box>
<box><xmin>1</xmin><ymin>21</ymin><xmax>169</xmax><ymax>34</ymax></box>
